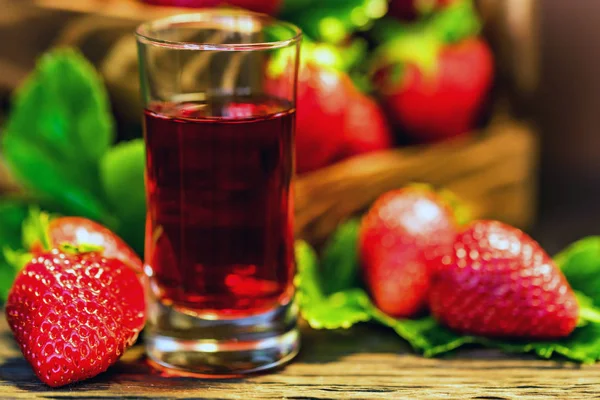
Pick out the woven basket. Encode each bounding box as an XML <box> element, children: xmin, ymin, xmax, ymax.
<box><xmin>295</xmin><ymin>114</ymin><xmax>538</xmax><ymax>246</ymax></box>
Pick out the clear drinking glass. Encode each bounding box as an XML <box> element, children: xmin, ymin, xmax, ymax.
<box><xmin>136</xmin><ymin>11</ymin><xmax>301</xmax><ymax>376</ymax></box>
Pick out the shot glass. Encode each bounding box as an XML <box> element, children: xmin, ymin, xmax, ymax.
<box><xmin>136</xmin><ymin>10</ymin><xmax>301</xmax><ymax>376</ymax></box>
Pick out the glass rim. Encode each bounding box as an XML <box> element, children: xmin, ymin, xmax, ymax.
<box><xmin>135</xmin><ymin>10</ymin><xmax>302</xmax><ymax>51</ymax></box>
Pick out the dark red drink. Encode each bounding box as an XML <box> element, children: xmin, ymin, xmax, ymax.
<box><xmin>143</xmin><ymin>96</ymin><xmax>295</xmax><ymax>318</ymax></box>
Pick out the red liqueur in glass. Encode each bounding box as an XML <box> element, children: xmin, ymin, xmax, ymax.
<box><xmin>144</xmin><ymin>95</ymin><xmax>295</xmax><ymax>318</ymax></box>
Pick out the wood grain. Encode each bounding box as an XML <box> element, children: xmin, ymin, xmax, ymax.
<box><xmin>1</xmin><ymin>313</ymin><xmax>599</xmax><ymax>399</ymax></box>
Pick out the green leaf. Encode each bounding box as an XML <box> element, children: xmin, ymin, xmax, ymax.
<box><xmin>321</xmin><ymin>218</ymin><xmax>361</xmax><ymax>294</ymax></box>
<box><xmin>2</xmin><ymin>48</ymin><xmax>115</xmax><ymax>224</ymax></box>
<box><xmin>295</xmin><ymin>241</ymin><xmax>324</xmax><ymax>302</ymax></box>
<box><xmin>99</xmin><ymin>139</ymin><xmax>146</xmax><ymax>255</ymax></box>
<box><xmin>368</xmin><ymin>0</ymin><xmax>481</xmax><ymax>82</ymax></box>
<box><xmin>427</xmin><ymin>0</ymin><xmax>482</xmax><ymax>44</ymax></box>
<box><xmin>555</xmin><ymin>236</ymin><xmax>600</xmax><ymax>307</ymax></box>
<box><xmin>0</xmin><ymin>262</ymin><xmax>16</xmax><ymax>303</ymax></box>
<box><xmin>482</xmin><ymin>322</ymin><xmax>600</xmax><ymax>364</ymax></box>
<box><xmin>303</xmin><ymin>288</ymin><xmax>373</xmax><ymax>330</ymax></box>
<box><xmin>371</xmin><ymin>0</ymin><xmax>481</xmax><ymax>45</ymax></box>
<box><xmin>383</xmin><ymin>316</ymin><xmax>476</xmax><ymax>357</ymax></box>
<box><xmin>285</xmin><ymin>0</ymin><xmax>388</xmax><ymax>44</ymax></box>
<box><xmin>22</xmin><ymin>208</ymin><xmax>51</xmax><ymax>251</ymax></box>
<box><xmin>6</xmin><ymin>48</ymin><xmax>113</xmax><ymax>165</ymax></box>
<box><xmin>0</xmin><ymin>200</ymin><xmax>31</xmax><ymax>302</ymax></box>
<box><xmin>371</xmin><ymin>29</ymin><xmax>441</xmax><ymax>78</ymax></box>
<box><xmin>0</xmin><ymin>200</ymin><xmax>30</xmax><ymax>250</ymax></box>
<box><xmin>3</xmin><ymin>248</ymin><xmax>32</xmax><ymax>272</ymax></box>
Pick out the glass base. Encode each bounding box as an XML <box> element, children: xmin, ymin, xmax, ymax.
<box><xmin>145</xmin><ymin>297</ymin><xmax>300</xmax><ymax>377</ymax></box>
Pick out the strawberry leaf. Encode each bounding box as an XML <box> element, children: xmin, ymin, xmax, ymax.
<box><xmin>555</xmin><ymin>236</ymin><xmax>600</xmax><ymax>307</ymax></box>
<box><xmin>0</xmin><ymin>264</ymin><xmax>15</xmax><ymax>303</ymax></box>
<box><xmin>427</xmin><ymin>0</ymin><xmax>482</xmax><ymax>44</ymax></box>
<box><xmin>302</xmin><ymin>289</ymin><xmax>373</xmax><ymax>330</ymax></box>
<box><xmin>283</xmin><ymin>0</ymin><xmax>388</xmax><ymax>44</ymax></box>
<box><xmin>482</xmin><ymin>321</ymin><xmax>600</xmax><ymax>364</ymax></box>
<box><xmin>1</xmin><ymin>48</ymin><xmax>114</xmax><ymax>224</ymax></box>
<box><xmin>0</xmin><ymin>200</ymin><xmax>31</xmax><ymax>301</ymax></box>
<box><xmin>295</xmin><ymin>241</ymin><xmax>325</xmax><ymax>303</ymax></box>
<box><xmin>22</xmin><ymin>208</ymin><xmax>52</xmax><ymax>251</ymax></box>
<box><xmin>99</xmin><ymin>139</ymin><xmax>146</xmax><ymax>255</ymax></box>
<box><xmin>321</xmin><ymin>219</ymin><xmax>361</xmax><ymax>294</ymax></box>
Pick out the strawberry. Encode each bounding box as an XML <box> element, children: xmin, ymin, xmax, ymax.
<box><xmin>373</xmin><ymin>36</ymin><xmax>493</xmax><ymax>143</ymax></box>
<box><xmin>141</xmin><ymin>0</ymin><xmax>281</xmax><ymax>15</ymax></box>
<box><xmin>359</xmin><ymin>187</ymin><xmax>458</xmax><ymax>317</ymax></box>
<box><xmin>294</xmin><ymin>64</ymin><xmax>353</xmax><ymax>173</ymax></box>
<box><xmin>342</xmin><ymin>91</ymin><xmax>393</xmax><ymax>158</ymax></box>
<box><xmin>429</xmin><ymin>220</ymin><xmax>579</xmax><ymax>339</ymax></box>
<box><xmin>389</xmin><ymin>0</ymin><xmax>456</xmax><ymax>20</ymax></box>
<box><xmin>26</xmin><ymin>213</ymin><xmax>143</xmax><ymax>276</ymax></box>
<box><xmin>267</xmin><ymin>51</ymin><xmax>391</xmax><ymax>172</ymax></box>
<box><xmin>6</xmin><ymin>248</ymin><xmax>146</xmax><ymax>387</ymax></box>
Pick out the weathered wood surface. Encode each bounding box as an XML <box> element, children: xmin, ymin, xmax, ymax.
<box><xmin>1</xmin><ymin>313</ymin><xmax>599</xmax><ymax>399</ymax></box>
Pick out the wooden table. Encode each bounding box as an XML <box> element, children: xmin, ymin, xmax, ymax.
<box><xmin>1</xmin><ymin>313</ymin><xmax>599</xmax><ymax>399</ymax></box>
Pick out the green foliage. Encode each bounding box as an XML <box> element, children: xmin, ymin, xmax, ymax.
<box><xmin>0</xmin><ymin>201</ymin><xmax>30</xmax><ymax>300</ymax></box>
<box><xmin>99</xmin><ymin>140</ymin><xmax>146</xmax><ymax>255</ymax></box>
<box><xmin>368</xmin><ymin>0</ymin><xmax>482</xmax><ymax>80</ymax></box>
<box><xmin>320</xmin><ymin>218</ymin><xmax>362</xmax><ymax>294</ymax></box>
<box><xmin>21</xmin><ymin>207</ymin><xmax>51</xmax><ymax>250</ymax></box>
<box><xmin>282</xmin><ymin>0</ymin><xmax>388</xmax><ymax>44</ymax></box>
<box><xmin>2</xmin><ymin>49</ymin><xmax>114</xmax><ymax>223</ymax></box>
<box><xmin>555</xmin><ymin>237</ymin><xmax>600</xmax><ymax>307</ymax></box>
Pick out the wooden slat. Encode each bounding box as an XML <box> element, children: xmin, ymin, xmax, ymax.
<box><xmin>1</xmin><ymin>312</ymin><xmax>599</xmax><ymax>398</ymax></box>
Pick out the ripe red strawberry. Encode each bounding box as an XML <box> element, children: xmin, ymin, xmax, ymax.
<box><xmin>373</xmin><ymin>37</ymin><xmax>494</xmax><ymax>143</ymax></box>
<box><xmin>6</xmin><ymin>249</ymin><xmax>146</xmax><ymax>387</ymax></box>
<box><xmin>294</xmin><ymin>64</ymin><xmax>353</xmax><ymax>173</ymax></box>
<box><xmin>389</xmin><ymin>0</ymin><xmax>456</xmax><ymax>20</ymax></box>
<box><xmin>429</xmin><ymin>220</ymin><xmax>579</xmax><ymax>339</ymax></box>
<box><xmin>342</xmin><ymin>91</ymin><xmax>393</xmax><ymax>158</ymax></box>
<box><xmin>141</xmin><ymin>0</ymin><xmax>281</xmax><ymax>15</ymax></box>
<box><xmin>29</xmin><ymin>215</ymin><xmax>143</xmax><ymax>276</ymax></box>
<box><xmin>359</xmin><ymin>187</ymin><xmax>458</xmax><ymax>317</ymax></box>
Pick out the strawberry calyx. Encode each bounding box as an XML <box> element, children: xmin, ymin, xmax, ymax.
<box><xmin>59</xmin><ymin>242</ymin><xmax>105</xmax><ymax>255</ymax></box>
<box><xmin>22</xmin><ymin>208</ymin><xmax>52</xmax><ymax>252</ymax></box>
<box><xmin>427</xmin><ymin>0</ymin><xmax>481</xmax><ymax>44</ymax></box>
<box><xmin>406</xmin><ymin>183</ymin><xmax>471</xmax><ymax>226</ymax></box>
<box><xmin>369</xmin><ymin>0</ymin><xmax>481</xmax><ymax>88</ymax></box>
<box><xmin>370</xmin><ymin>29</ymin><xmax>441</xmax><ymax>88</ymax></box>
